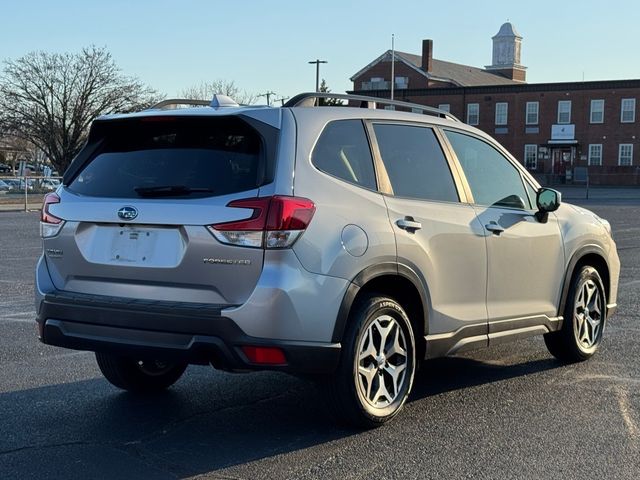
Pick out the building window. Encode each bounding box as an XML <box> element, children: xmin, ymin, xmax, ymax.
<box><xmin>526</xmin><ymin>102</ymin><xmax>539</xmax><ymax>125</ymax></box>
<box><xmin>438</xmin><ymin>104</ymin><xmax>451</xmax><ymax>113</ymax></box>
<box><xmin>590</xmin><ymin>99</ymin><xmax>604</xmax><ymax>124</ymax></box>
<box><xmin>619</xmin><ymin>144</ymin><xmax>633</xmax><ymax>166</ymax></box>
<box><xmin>361</xmin><ymin>77</ymin><xmax>389</xmax><ymax>90</ymax></box>
<box><xmin>557</xmin><ymin>100</ymin><xmax>572</xmax><ymax>124</ymax></box>
<box><xmin>524</xmin><ymin>144</ymin><xmax>538</xmax><ymax>170</ymax></box>
<box><xmin>588</xmin><ymin>144</ymin><xmax>603</xmax><ymax>166</ymax></box>
<box><xmin>467</xmin><ymin>103</ymin><xmax>479</xmax><ymax>125</ymax></box>
<box><xmin>495</xmin><ymin>102</ymin><xmax>508</xmax><ymax>125</ymax></box>
<box><xmin>395</xmin><ymin>76</ymin><xmax>409</xmax><ymax>89</ymax></box>
<box><xmin>621</xmin><ymin>98</ymin><xmax>636</xmax><ymax>123</ymax></box>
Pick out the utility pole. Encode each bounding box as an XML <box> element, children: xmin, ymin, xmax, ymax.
<box><xmin>258</xmin><ymin>91</ymin><xmax>276</xmax><ymax>106</ymax></box>
<box><xmin>308</xmin><ymin>59</ymin><xmax>328</xmax><ymax>92</ymax></box>
<box><xmin>274</xmin><ymin>97</ymin><xmax>290</xmax><ymax>106</ymax></box>
<box><xmin>390</xmin><ymin>34</ymin><xmax>395</xmax><ymax>101</ymax></box>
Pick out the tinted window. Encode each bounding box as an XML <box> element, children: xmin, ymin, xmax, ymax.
<box><xmin>69</xmin><ymin>117</ymin><xmax>264</xmax><ymax>198</ymax></box>
<box><xmin>311</xmin><ymin>120</ymin><xmax>377</xmax><ymax>190</ymax></box>
<box><xmin>374</xmin><ymin>124</ymin><xmax>458</xmax><ymax>202</ymax></box>
<box><xmin>445</xmin><ymin>130</ymin><xmax>531</xmax><ymax>209</ymax></box>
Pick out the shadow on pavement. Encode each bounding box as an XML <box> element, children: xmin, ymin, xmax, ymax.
<box><xmin>1</xmin><ymin>355</ymin><xmax>563</xmax><ymax>479</ymax></box>
<box><xmin>411</xmin><ymin>355</ymin><xmax>561</xmax><ymax>400</ymax></box>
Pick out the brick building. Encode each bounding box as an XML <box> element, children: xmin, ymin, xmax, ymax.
<box><xmin>349</xmin><ymin>23</ymin><xmax>640</xmax><ymax>184</ymax></box>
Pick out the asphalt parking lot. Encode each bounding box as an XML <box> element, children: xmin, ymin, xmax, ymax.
<box><xmin>1</xmin><ymin>192</ymin><xmax>639</xmax><ymax>480</ymax></box>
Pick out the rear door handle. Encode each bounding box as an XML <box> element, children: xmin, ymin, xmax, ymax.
<box><xmin>485</xmin><ymin>222</ymin><xmax>505</xmax><ymax>235</ymax></box>
<box><xmin>396</xmin><ymin>217</ymin><xmax>422</xmax><ymax>232</ymax></box>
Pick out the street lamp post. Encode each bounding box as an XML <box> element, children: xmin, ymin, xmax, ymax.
<box><xmin>308</xmin><ymin>59</ymin><xmax>328</xmax><ymax>92</ymax></box>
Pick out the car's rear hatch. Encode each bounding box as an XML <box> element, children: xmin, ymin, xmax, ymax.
<box><xmin>43</xmin><ymin>112</ymin><xmax>280</xmax><ymax>306</ymax></box>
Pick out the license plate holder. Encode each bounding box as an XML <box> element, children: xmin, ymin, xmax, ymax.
<box><xmin>110</xmin><ymin>227</ymin><xmax>155</xmax><ymax>264</ymax></box>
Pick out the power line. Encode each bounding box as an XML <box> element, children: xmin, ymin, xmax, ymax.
<box><xmin>257</xmin><ymin>91</ymin><xmax>276</xmax><ymax>106</ymax></box>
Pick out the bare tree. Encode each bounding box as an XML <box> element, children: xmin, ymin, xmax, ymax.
<box><xmin>180</xmin><ymin>80</ymin><xmax>257</xmax><ymax>105</ymax></box>
<box><xmin>0</xmin><ymin>46</ymin><xmax>162</xmax><ymax>173</ymax></box>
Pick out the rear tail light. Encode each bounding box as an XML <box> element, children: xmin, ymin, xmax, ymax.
<box><xmin>40</xmin><ymin>193</ymin><xmax>65</xmax><ymax>238</ymax></box>
<box><xmin>208</xmin><ymin>196</ymin><xmax>315</xmax><ymax>249</ymax></box>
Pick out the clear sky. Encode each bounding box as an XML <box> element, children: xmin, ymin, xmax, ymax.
<box><xmin>1</xmin><ymin>0</ymin><xmax>639</xmax><ymax>103</ymax></box>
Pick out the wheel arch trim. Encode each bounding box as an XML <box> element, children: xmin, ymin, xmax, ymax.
<box><xmin>558</xmin><ymin>244</ymin><xmax>610</xmax><ymax>319</ymax></box>
<box><xmin>331</xmin><ymin>262</ymin><xmax>430</xmax><ymax>343</ymax></box>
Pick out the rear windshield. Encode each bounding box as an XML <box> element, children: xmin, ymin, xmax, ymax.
<box><xmin>68</xmin><ymin>116</ymin><xmax>265</xmax><ymax>198</ymax></box>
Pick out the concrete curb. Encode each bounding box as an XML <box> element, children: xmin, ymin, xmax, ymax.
<box><xmin>0</xmin><ymin>204</ymin><xmax>42</xmax><ymax>212</ymax></box>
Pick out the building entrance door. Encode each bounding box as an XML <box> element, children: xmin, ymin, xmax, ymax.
<box><xmin>550</xmin><ymin>147</ymin><xmax>574</xmax><ymax>181</ymax></box>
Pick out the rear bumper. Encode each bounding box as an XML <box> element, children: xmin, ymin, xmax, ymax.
<box><xmin>36</xmin><ymin>290</ymin><xmax>341</xmax><ymax>374</ymax></box>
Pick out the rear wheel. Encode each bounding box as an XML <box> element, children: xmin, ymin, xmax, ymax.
<box><xmin>95</xmin><ymin>353</ymin><xmax>187</xmax><ymax>392</ymax></box>
<box><xmin>544</xmin><ymin>266</ymin><xmax>606</xmax><ymax>362</ymax></box>
<box><xmin>325</xmin><ymin>294</ymin><xmax>416</xmax><ymax>428</ymax></box>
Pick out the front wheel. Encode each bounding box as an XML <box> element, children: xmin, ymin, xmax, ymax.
<box><xmin>544</xmin><ymin>266</ymin><xmax>606</xmax><ymax>362</ymax></box>
<box><xmin>95</xmin><ymin>353</ymin><xmax>187</xmax><ymax>392</ymax></box>
<box><xmin>325</xmin><ymin>294</ymin><xmax>416</xmax><ymax>428</ymax></box>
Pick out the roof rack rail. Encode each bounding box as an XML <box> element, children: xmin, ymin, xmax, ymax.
<box><xmin>283</xmin><ymin>92</ymin><xmax>460</xmax><ymax>122</ymax></box>
<box><xmin>149</xmin><ymin>99</ymin><xmax>210</xmax><ymax>110</ymax></box>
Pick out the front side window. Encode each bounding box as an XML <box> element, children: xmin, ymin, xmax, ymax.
<box><xmin>621</xmin><ymin>98</ymin><xmax>636</xmax><ymax>123</ymax></box>
<box><xmin>495</xmin><ymin>102</ymin><xmax>508</xmax><ymax>125</ymax></box>
<box><xmin>311</xmin><ymin>120</ymin><xmax>377</xmax><ymax>190</ymax></box>
<box><xmin>524</xmin><ymin>144</ymin><xmax>538</xmax><ymax>170</ymax></box>
<box><xmin>558</xmin><ymin>100</ymin><xmax>572</xmax><ymax>124</ymax></box>
<box><xmin>373</xmin><ymin>124</ymin><xmax>458</xmax><ymax>202</ymax></box>
<box><xmin>445</xmin><ymin>130</ymin><xmax>531</xmax><ymax>210</ymax></box>
<box><xmin>590</xmin><ymin>99</ymin><xmax>604</xmax><ymax>124</ymax></box>
<box><xmin>526</xmin><ymin>102</ymin><xmax>539</xmax><ymax>125</ymax></box>
<box><xmin>467</xmin><ymin>103</ymin><xmax>479</xmax><ymax>125</ymax></box>
<box><xmin>588</xmin><ymin>144</ymin><xmax>602</xmax><ymax>166</ymax></box>
<box><xmin>619</xmin><ymin>144</ymin><xmax>634</xmax><ymax>166</ymax></box>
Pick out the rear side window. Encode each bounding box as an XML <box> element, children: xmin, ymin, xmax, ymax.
<box><xmin>68</xmin><ymin>117</ymin><xmax>265</xmax><ymax>198</ymax></box>
<box><xmin>311</xmin><ymin>120</ymin><xmax>377</xmax><ymax>190</ymax></box>
<box><xmin>373</xmin><ymin>124</ymin><xmax>458</xmax><ymax>202</ymax></box>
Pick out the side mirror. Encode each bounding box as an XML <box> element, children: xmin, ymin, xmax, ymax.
<box><xmin>535</xmin><ymin>188</ymin><xmax>561</xmax><ymax>222</ymax></box>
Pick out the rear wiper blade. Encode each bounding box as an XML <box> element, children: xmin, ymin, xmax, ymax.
<box><xmin>134</xmin><ymin>185</ymin><xmax>214</xmax><ymax>197</ymax></box>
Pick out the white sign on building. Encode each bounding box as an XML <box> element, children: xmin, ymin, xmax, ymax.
<box><xmin>551</xmin><ymin>124</ymin><xmax>575</xmax><ymax>140</ymax></box>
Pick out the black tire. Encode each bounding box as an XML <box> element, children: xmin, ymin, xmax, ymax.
<box><xmin>95</xmin><ymin>353</ymin><xmax>187</xmax><ymax>392</ymax></box>
<box><xmin>544</xmin><ymin>266</ymin><xmax>607</xmax><ymax>363</ymax></box>
<box><xmin>325</xmin><ymin>294</ymin><xmax>416</xmax><ymax>428</ymax></box>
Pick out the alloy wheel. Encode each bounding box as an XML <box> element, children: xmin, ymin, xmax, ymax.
<box><xmin>356</xmin><ymin>314</ymin><xmax>409</xmax><ymax>408</ymax></box>
<box><xmin>573</xmin><ymin>279</ymin><xmax>603</xmax><ymax>349</ymax></box>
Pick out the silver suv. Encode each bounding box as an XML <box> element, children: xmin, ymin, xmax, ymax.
<box><xmin>35</xmin><ymin>93</ymin><xmax>620</xmax><ymax>427</ymax></box>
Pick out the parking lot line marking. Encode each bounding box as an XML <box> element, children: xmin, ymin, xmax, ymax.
<box><xmin>619</xmin><ymin>279</ymin><xmax>640</xmax><ymax>289</ymax></box>
<box><xmin>615</xmin><ymin>386</ymin><xmax>639</xmax><ymax>440</ymax></box>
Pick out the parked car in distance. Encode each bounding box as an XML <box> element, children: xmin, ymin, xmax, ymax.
<box><xmin>0</xmin><ymin>163</ymin><xmax>12</xmax><ymax>174</ymax></box>
<box><xmin>35</xmin><ymin>92</ymin><xmax>620</xmax><ymax>427</ymax></box>
<box><xmin>0</xmin><ymin>179</ymin><xmax>10</xmax><ymax>192</ymax></box>
<box><xmin>4</xmin><ymin>179</ymin><xmax>20</xmax><ymax>191</ymax></box>
<box><xmin>40</xmin><ymin>179</ymin><xmax>61</xmax><ymax>191</ymax></box>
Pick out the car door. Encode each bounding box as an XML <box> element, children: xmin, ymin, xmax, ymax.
<box><xmin>369</xmin><ymin>122</ymin><xmax>488</xmax><ymax>358</ymax></box>
<box><xmin>443</xmin><ymin>129</ymin><xmax>565</xmax><ymax>343</ymax></box>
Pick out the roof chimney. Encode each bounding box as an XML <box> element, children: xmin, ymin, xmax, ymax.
<box><xmin>422</xmin><ymin>39</ymin><xmax>433</xmax><ymax>73</ymax></box>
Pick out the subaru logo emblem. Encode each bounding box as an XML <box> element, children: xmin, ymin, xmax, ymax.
<box><xmin>117</xmin><ymin>206</ymin><xmax>138</xmax><ymax>221</ymax></box>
